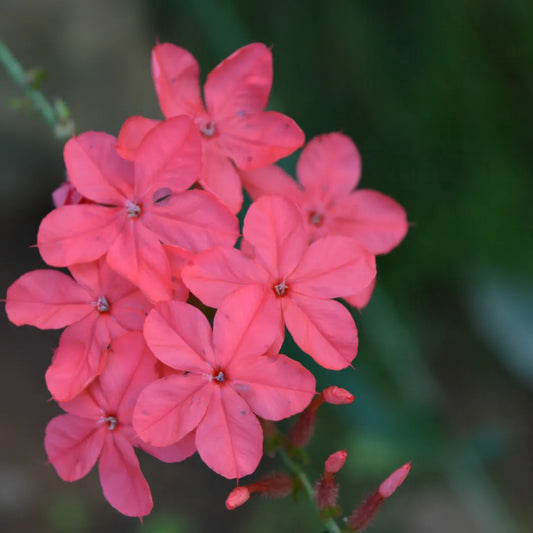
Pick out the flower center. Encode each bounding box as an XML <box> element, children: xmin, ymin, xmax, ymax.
<box><xmin>212</xmin><ymin>369</ymin><xmax>226</xmax><ymax>384</ymax></box>
<box><xmin>199</xmin><ymin>119</ymin><xmax>216</xmax><ymax>138</ymax></box>
<box><xmin>100</xmin><ymin>415</ymin><xmax>118</xmax><ymax>431</ymax></box>
<box><xmin>273</xmin><ymin>280</ymin><xmax>289</xmax><ymax>297</ymax></box>
<box><xmin>95</xmin><ymin>295</ymin><xmax>110</xmax><ymax>313</ymax></box>
<box><xmin>309</xmin><ymin>210</ymin><xmax>324</xmax><ymax>226</ymax></box>
<box><xmin>126</xmin><ymin>200</ymin><xmax>142</xmax><ymax>218</ymax></box>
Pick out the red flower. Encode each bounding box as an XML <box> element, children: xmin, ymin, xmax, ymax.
<box><xmin>117</xmin><ymin>43</ymin><xmax>305</xmax><ymax>213</ymax></box>
<box><xmin>182</xmin><ymin>196</ymin><xmax>376</xmax><ymax>369</ymax></box>
<box><xmin>5</xmin><ymin>259</ymin><xmax>152</xmax><ymax>401</ymax></box>
<box><xmin>37</xmin><ymin>117</ymin><xmax>239</xmax><ymax>301</ymax></box>
<box><xmin>44</xmin><ymin>332</ymin><xmax>195</xmax><ymax>517</ymax></box>
<box><xmin>133</xmin><ymin>290</ymin><xmax>316</xmax><ymax>479</ymax></box>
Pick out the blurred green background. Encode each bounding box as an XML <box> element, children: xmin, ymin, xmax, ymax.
<box><xmin>1</xmin><ymin>1</ymin><xmax>532</xmax><ymax>532</ymax></box>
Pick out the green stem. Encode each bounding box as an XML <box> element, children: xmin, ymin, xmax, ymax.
<box><xmin>0</xmin><ymin>40</ymin><xmax>73</xmax><ymax>141</ymax></box>
<box><xmin>278</xmin><ymin>448</ymin><xmax>343</xmax><ymax>533</ymax></box>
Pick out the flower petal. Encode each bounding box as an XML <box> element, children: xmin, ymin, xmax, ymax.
<box><xmin>289</xmin><ymin>236</ymin><xmax>376</xmax><ymax>299</ymax></box>
<box><xmin>144</xmin><ymin>301</ymin><xmax>214</xmax><ymax>372</ymax></box>
<box><xmin>106</xmin><ymin>220</ymin><xmax>172</xmax><ymax>302</ymax></box>
<box><xmin>5</xmin><ymin>270</ymin><xmax>92</xmax><ymax>329</ymax></box>
<box><xmin>243</xmin><ymin>196</ymin><xmax>307</xmax><ymax>278</ymax></box>
<box><xmin>344</xmin><ymin>276</ymin><xmax>376</xmax><ymax>310</ymax></box>
<box><xmin>132</xmin><ymin>374</ymin><xmax>211</xmax><ymax>447</ymax></box>
<box><xmin>151</xmin><ymin>43</ymin><xmax>203</xmax><ymax>118</ymax></box>
<box><xmin>328</xmin><ymin>189</ymin><xmax>408</xmax><ymax>254</ymax></box>
<box><xmin>229</xmin><ymin>353</ymin><xmax>315</xmax><ymax>421</ymax></box>
<box><xmin>142</xmin><ymin>189</ymin><xmax>239</xmax><ymax>252</ymax></box>
<box><xmin>182</xmin><ymin>247</ymin><xmax>268</xmax><ymax>308</ymax></box>
<box><xmin>134</xmin><ymin>115</ymin><xmax>201</xmax><ymax>197</ymax></box>
<box><xmin>38</xmin><ymin>204</ymin><xmax>123</xmax><ymax>267</ymax></box>
<box><xmin>240</xmin><ymin>164</ymin><xmax>305</xmax><ymax>202</ymax></box>
<box><xmin>137</xmin><ymin>430</ymin><xmax>196</xmax><ymax>463</ymax></box>
<box><xmin>64</xmin><ymin>132</ymin><xmax>134</xmax><ymax>204</ymax></box>
<box><xmin>297</xmin><ymin>133</ymin><xmax>361</xmax><ymax>200</ymax></box>
<box><xmin>219</xmin><ymin>111</ymin><xmax>304</xmax><ymax>170</ymax></box>
<box><xmin>200</xmin><ymin>144</ymin><xmax>243</xmax><ymax>214</ymax></box>
<box><xmin>99</xmin><ymin>433</ymin><xmax>153</xmax><ymax>517</ymax></box>
<box><xmin>45</xmin><ymin>414</ymin><xmax>105</xmax><ymax>482</ymax></box>
<box><xmin>196</xmin><ymin>386</ymin><xmax>262</xmax><ymax>479</ymax></box>
<box><xmin>117</xmin><ymin>116</ymin><xmax>160</xmax><ymax>160</ymax></box>
<box><xmin>283</xmin><ymin>295</ymin><xmax>358</xmax><ymax>370</ymax></box>
<box><xmin>205</xmin><ymin>43</ymin><xmax>272</xmax><ymax>118</ymax></box>
<box><xmin>213</xmin><ymin>285</ymin><xmax>283</xmax><ymax>366</ymax></box>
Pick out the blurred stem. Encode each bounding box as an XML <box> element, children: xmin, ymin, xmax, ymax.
<box><xmin>278</xmin><ymin>448</ymin><xmax>342</xmax><ymax>533</ymax></box>
<box><xmin>0</xmin><ymin>40</ymin><xmax>73</xmax><ymax>141</ymax></box>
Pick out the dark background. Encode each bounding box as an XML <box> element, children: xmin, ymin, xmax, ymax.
<box><xmin>1</xmin><ymin>1</ymin><xmax>532</xmax><ymax>532</ymax></box>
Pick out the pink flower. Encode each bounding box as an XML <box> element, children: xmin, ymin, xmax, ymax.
<box><xmin>117</xmin><ymin>43</ymin><xmax>305</xmax><ymax>213</ymax></box>
<box><xmin>44</xmin><ymin>332</ymin><xmax>196</xmax><ymax>517</ymax></box>
<box><xmin>182</xmin><ymin>196</ymin><xmax>376</xmax><ymax>369</ymax></box>
<box><xmin>37</xmin><ymin>116</ymin><xmax>239</xmax><ymax>301</ymax></box>
<box><xmin>241</xmin><ymin>132</ymin><xmax>408</xmax><ymax>253</ymax></box>
<box><xmin>5</xmin><ymin>258</ymin><xmax>152</xmax><ymax>401</ymax></box>
<box><xmin>133</xmin><ymin>289</ymin><xmax>316</xmax><ymax>479</ymax></box>
<box><xmin>241</xmin><ymin>132</ymin><xmax>408</xmax><ymax>307</ymax></box>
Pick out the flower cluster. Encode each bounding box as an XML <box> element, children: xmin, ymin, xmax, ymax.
<box><xmin>5</xmin><ymin>42</ymin><xmax>408</xmax><ymax>518</ymax></box>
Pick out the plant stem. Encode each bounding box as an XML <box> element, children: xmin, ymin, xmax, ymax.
<box><xmin>278</xmin><ymin>448</ymin><xmax>343</xmax><ymax>533</ymax></box>
<box><xmin>0</xmin><ymin>40</ymin><xmax>73</xmax><ymax>141</ymax></box>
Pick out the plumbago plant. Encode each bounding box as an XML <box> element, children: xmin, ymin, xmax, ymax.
<box><xmin>3</xmin><ymin>40</ymin><xmax>411</xmax><ymax>531</ymax></box>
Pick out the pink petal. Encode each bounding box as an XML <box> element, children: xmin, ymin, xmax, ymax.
<box><xmin>132</xmin><ymin>374</ymin><xmax>211</xmax><ymax>447</ymax></box>
<box><xmin>106</xmin><ymin>220</ymin><xmax>172</xmax><ymax>302</ymax></box>
<box><xmin>297</xmin><ymin>133</ymin><xmax>361</xmax><ymax>200</ymax></box>
<box><xmin>213</xmin><ymin>285</ymin><xmax>283</xmax><ymax>367</ymax></box>
<box><xmin>328</xmin><ymin>189</ymin><xmax>408</xmax><ymax>254</ymax></box>
<box><xmin>283</xmin><ymin>294</ymin><xmax>358</xmax><ymax>370</ymax></box>
<box><xmin>196</xmin><ymin>386</ymin><xmax>262</xmax><ymax>479</ymax></box>
<box><xmin>138</xmin><ymin>430</ymin><xmax>196</xmax><ymax>463</ymax></box>
<box><xmin>142</xmin><ymin>189</ymin><xmax>239</xmax><ymax>252</ymax></box>
<box><xmin>45</xmin><ymin>414</ymin><xmax>105</xmax><ymax>481</ymax></box>
<box><xmin>5</xmin><ymin>270</ymin><xmax>92</xmax><ymax>329</ymax></box>
<box><xmin>200</xmin><ymin>143</ymin><xmax>243</xmax><ymax>214</ymax></box>
<box><xmin>164</xmin><ymin>244</ymin><xmax>192</xmax><ymax>301</ymax></box>
<box><xmin>110</xmin><ymin>290</ymin><xmax>152</xmax><ymax>331</ymax></box>
<box><xmin>59</xmin><ymin>388</ymin><xmax>101</xmax><ymax>419</ymax></box>
<box><xmin>46</xmin><ymin>315</ymin><xmax>112</xmax><ymax>401</ymax></box>
<box><xmin>344</xmin><ymin>276</ymin><xmax>376</xmax><ymax>310</ymax></box>
<box><xmin>219</xmin><ymin>111</ymin><xmax>304</xmax><ymax>170</ymax></box>
<box><xmin>151</xmin><ymin>43</ymin><xmax>203</xmax><ymax>118</ymax></box>
<box><xmin>38</xmin><ymin>204</ymin><xmax>123</xmax><ymax>267</ymax></box>
<box><xmin>143</xmin><ymin>301</ymin><xmax>214</xmax><ymax>372</ymax></box>
<box><xmin>205</xmin><ymin>43</ymin><xmax>272</xmax><ymax>118</ymax></box>
<box><xmin>64</xmin><ymin>132</ymin><xmax>134</xmax><ymax>204</ymax></box>
<box><xmin>93</xmin><ymin>332</ymin><xmax>159</xmax><ymax>422</ymax></box>
<box><xmin>243</xmin><ymin>196</ymin><xmax>308</xmax><ymax>278</ymax></box>
<box><xmin>289</xmin><ymin>236</ymin><xmax>376</xmax><ymax>299</ymax></box>
<box><xmin>240</xmin><ymin>164</ymin><xmax>305</xmax><ymax>202</ymax></box>
<box><xmin>98</xmin><ymin>433</ymin><xmax>153</xmax><ymax>517</ymax></box>
<box><xmin>117</xmin><ymin>116</ymin><xmax>160</xmax><ymax>160</ymax></box>
<box><xmin>229</xmin><ymin>353</ymin><xmax>315</xmax><ymax>420</ymax></box>
<box><xmin>181</xmin><ymin>247</ymin><xmax>269</xmax><ymax>308</ymax></box>
<box><xmin>134</xmin><ymin>116</ymin><xmax>201</xmax><ymax>197</ymax></box>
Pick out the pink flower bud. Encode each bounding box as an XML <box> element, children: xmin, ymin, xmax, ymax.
<box><xmin>323</xmin><ymin>386</ymin><xmax>355</xmax><ymax>405</ymax></box>
<box><xmin>325</xmin><ymin>450</ymin><xmax>348</xmax><ymax>474</ymax></box>
<box><xmin>225</xmin><ymin>487</ymin><xmax>250</xmax><ymax>510</ymax></box>
<box><xmin>378</xmin><ymin>462</ymin><xmax>411</xmax><ymax>498</ymax></box>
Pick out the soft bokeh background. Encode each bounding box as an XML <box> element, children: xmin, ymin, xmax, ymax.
<box><xmin>1</xmin><ymin>1</ymin><xmax>532</xmax><ymax>532</ymax></box>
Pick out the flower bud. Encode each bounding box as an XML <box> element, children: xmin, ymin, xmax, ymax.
<box><xmin>325</xmin><ymin>450</ymin><xmax>347</xmax><ymax>475</ymax></box>
<box><xmin>225</xmin><ymin>487</ymin><xmax>250</xmax><ymax>510</ymax></box>
<box><xmin>323</xmin><ymin>386</ymin><xmax>354</xmax><ymax>405</ymax></box>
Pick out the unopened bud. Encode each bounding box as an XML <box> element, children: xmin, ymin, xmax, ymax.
<box><xmin>347</xmin><ymin>462</ymin><xmax>411</xmax><ymax>531</ymax></box>
<box><xmin>323</xmin><ymin>386</ymin><xmax>354</xmax><ymax>405</ymax></box>
<box><xmin>225</xmin><ymin>486</ymin><xmax>250</xmax><ymax>510</ymax></box>
<box><xmin>325</xmin><ymin>450</ymin><xmax>348</xmax><ymax>475</ymax></box>
<box><xmin>378</xmin><ymin>462</ymin><xmax>411</xmax><ymax>498</ymax></box>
